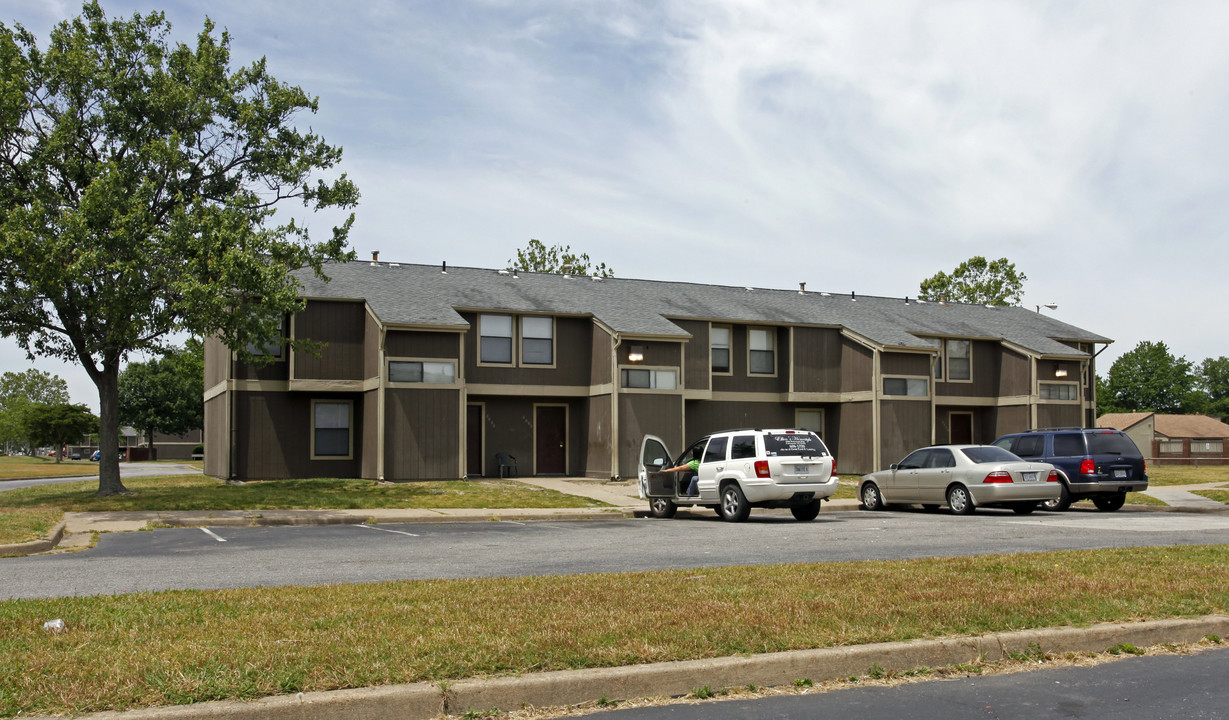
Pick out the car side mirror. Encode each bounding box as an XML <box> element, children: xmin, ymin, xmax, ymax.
<box><xmin>889</xmin><ymin>463</ymin><xmax>898</xmax><ymax>470</ymax></box>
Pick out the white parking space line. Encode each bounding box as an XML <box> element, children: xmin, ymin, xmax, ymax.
<box><xmin>200</xmin><ymin>528</ymin><xmax>227</xmax><ymax>542</ymax></box>
<box><xmin>1009</xmin><ymin>515</ymin><xmax>1229</xmax><ymax>532</ymax></box>
<box><xmin>354</xmin><ymin>524</ymin><xmax>419</xmax><ymax>537</ymax></box>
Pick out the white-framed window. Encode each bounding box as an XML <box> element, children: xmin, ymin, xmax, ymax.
<box><xmin>621</xmin><ymin>368</ymin><xmax>677</xmax><ymax>390</ymax></box>
<box><xmin>1193</xmin><ymin>440</ymin><xmax>1224</xmax><ymax>453</ymax></box>
<box><xmin>521</xmin><ymin>316</ymin><xmax>554</xmax><ymax>365</ymax></box>
<box><xmin>1039</xmin><ymin>382</ymin><xmax>1078</xmax><ymax>400</ymax></box>
<box><xmin>795</xmin><ymin>408</ymin><xmax>824</xmax><ymax>435</ymax></box>
<box><xmin>1158</xmin><ymin>441</ymin><xmax>1183</xmax><ymax>454</ymax></box>
<box><xmin>479</xmin><ymin>314</ymin><xmax>514</xmax><ymax>364</ymax></box>
<box><xmin>946</xmin><ymin>340</ymin><xmax>971</xmax><ymax>381</ymax></box>
<box><xmin>311</xmin><ymin>400</ymin><xmax>353</xmax><ymax>459</ymax></box>
<box><xmin>389</xmin><ymin>360</ymin><xmax>456</xmax><ymax>384</ymax></box>
<box><xmin>883</xmin><ymin>377</ymin><xmax>929</xmax><ymax>397</ymax></box>
<box><xmin>711</xmin><ymin>325</ymin><xmax>731</xmax><ymax>374</ymax></box>
<box><xmin>748</xmin><ymin>327</ymin><xmax>775</xmax><ymax>375</ymax></box>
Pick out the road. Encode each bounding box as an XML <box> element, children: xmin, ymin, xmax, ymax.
<box><xmin>4</xmin><ymin>506</ymin><xmax>1229</xmax><ymax>599</ymax></box>
<box><xmin>581</xmin><ymin>646</ymin><xmax>1229</xmax><ymax>719</ymax></box>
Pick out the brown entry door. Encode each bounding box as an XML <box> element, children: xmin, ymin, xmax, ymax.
<box><xmin>535</xmin><ymin>405</ymin><xmax>567</xmax><ymax>475</ymax></box>
<box><xmin>950</xmin><ymin>413</ymin><xmax>973</xmax><ymax>444</ymax></box>
<box><xmin>466</xmin><ymin>404</ymin><xmax>483</xmax><ymax>477</ymax></box>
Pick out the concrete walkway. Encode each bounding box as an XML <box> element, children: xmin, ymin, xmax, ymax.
<box><xmin>1140</xmin><ymin>482</ymin><xmax>1228</xmax><ymax>510</ymax></box>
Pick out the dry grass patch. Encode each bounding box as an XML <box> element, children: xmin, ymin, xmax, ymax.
<box><xmin>1193</xmin><ymin>490</ymin><xmax>1229</xmax><ymax>504</ymax></box>
<box><xmin>2</xmin><ymin>545</ymin><xmax>1226</xmax><ymax>717</ymax></box>
<box><xmin>1146</xmin><ymin>465</ymin><xmax>1229</xmax><ymax>486</ymax></box>
<box><xmin>0</xmin><ymin>455</ymin><xmax>93</xmax><ymax>480</ymax></box>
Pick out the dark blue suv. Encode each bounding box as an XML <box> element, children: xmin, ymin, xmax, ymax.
<box><xmin>991</xmin><ymin>428</ymin><xmax>1148</xmax><ymax>512</ymax></box>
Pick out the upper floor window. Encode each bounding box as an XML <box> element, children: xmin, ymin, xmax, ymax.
<box><xmin>479</xmin><ymin>314</ymin><xmax>513</xmax><ymax>364</ymax></box>
<box><xmin>521</xmin><ymin>316</ymin><xmax>554</xmax><ymax>365</ymax></box>
<box><xmin>946</xmin><ymin>340</ymin><xmax>971</xmax><ymax>381</ymax></box>
<box><xmin>1039</xmin><ymin>382</ymin><xmax>1077</xmax><ymax>400</ymax></box>
<box><xmin>748</xmin><ymin>328</ymin><xmax>775</xmax><ymax>375</ymax></box>
<box><xmin>389</xmin><ymin>360</ymin><xmax>455</xmax><ymax>384</ymax></box>
<box><xmin>883</xmin><ymin>377</ymin><xmax>928</xmax><ymax>397</ymax></box>
<box><xmin>621</xmin><ymin>368</ymin><xmax>677</xmax><ymax>389</ymax></box>
<box><xmin>711</xmin><ymin>325</ymin><xmax>731</xmax><ymax>374</ymax></box>
<box><xmin>311</xmin><ymin>400</ymin><xmax>352</xmax><ymax>459</ymax></box>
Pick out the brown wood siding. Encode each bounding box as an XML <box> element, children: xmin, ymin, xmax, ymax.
<box><xmin>840</xmin><ymin>340</ymin><xmax>874</xmax><ymax>392</ymax></box>
<box><xmin>1037</xmin><ymin>403</ymin><xmax>1082</xmax><ymax>429</ymax></box>
<box><xmin>232</xmin><ymin>391</ymin><xmax>363</xmax><ymax>479</ymax></box>
<box><xmin>618</xmin><ymin>393</ymin><xmax>683</xmax><ymax>478</ymax></box>
<box><xmin>463</xmin><ymin>313</ymin><xmax>592</xmax><ymax>386</ymax></box>
<box><xmin>880</xmin><ymin>400</ymin><xmax>931</xmax><ymax>470</ymax></box>
<box><xmin>936</xmin><ymin>340</ymin><xmax>999</xmax><ymax>398</ymax></box>
<box><xmin>362</xmin><ymin>389</ymin><xmax>379</xmax><ymax>479</ymax></box>
<box><xmin>617</xmin><ymin>339</ymin><xmax>681</xmax><ymax>368</ymax></box>
<box><xmin>585</xmin><ymin>393</ymin><xmax>613</xmax><ymax>478</ymax></box>
<box><xmin>590</xmin><ymin>324</ymin><xmax>613</xmax><ymax>386</ymax></box>
<box><xmin>1041</xmin><ymin>359</ymin><xmax>1082</xmax><ymax>387</ymax></box>
<box><xmin>880</xmin><ymin>352</ymin><xmax>930</xmax><ymax>377</ymax></box>
<box><xmin>364</xmin><ymin>311</ymin><xmax>381</xmax><ymax>379</ymax></box>
<box><xmin>205</xmin><ymin>336</ymin><xmax>230</xmax><ymax>388</ymax></box>
<box><xmin>999</xmin><ymin>349</ymin><xmax>1030</xmax><ymax>396</ymax></box>
<box><xmin>837</xmin><ymin>402</ymin><xmax>874</xmax><ymax>474</ymax></box>
<box><xmin>469</xmin><ymin>396</ymin><xmax>587</xmax><ymax>477</ymax></box>
<box><xmin>684</xmin><ymin>400</ymin><xmax>795</xmax><ymax>441</ymax></box>
<box><xmin>671</xmin><ymin>319</ymin><xmax>710</xmax><ymax>390</ymax></box>
<box><xmin>203</xmin><ymin>394</ymin><xmax>228</xmax><ymax>479</ymax></box>
<box><xmin>711</xmin><ymin>325</ymin><xmax>789</xmax><ymax>394</ymax></box>
<box><xmin>792</xmin><ymin>327</ymin><xmax>843</xmax><ymax>393</ymax></box>
<box><xmin>995</xmin><ymin>405</ymin><xmax>1031</xmax><ymax>437</ymax></box>
<box><xmin>293</xmin><ymin>300</ymin><xmax>366</xmax><ymax>381</ymax></box>
<box><xmin>232</xmin><ymin>355</ymin><xmax>289</xmax><ymax>381</ymax></box>
<box><xmin>385</xmin><ymin>330</ymin><xmax>462</xmax><ymax>360</ymax></box>
<box><xmin>384</xmin><ymin>388</ymin><xmax>460</xmax><ymax>479</ymax></box>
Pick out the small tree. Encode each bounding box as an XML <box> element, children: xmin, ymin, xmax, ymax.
<box><xmin>119</xmin><ymin>340</ymin><xmax>203</xmax><ymax>458</ymax></box>
<box><xmin>26</xmin><ymin>403</ymin><xmax>97</xmax><ymax>462</ymax></box>
<box><xmin>1197</xmin><ymin>356</ymin><xmax>1229</xmax><ymax>419</ymax></box>
<box><xmin>508</xmin><ymin>239</ymin><xmax>613</xmax><ymax>277</ymax></box>
<box><xmin>0</xmin><ymin>4</ymin><xmax>358</xmax><ymax>495</ymax></box>
<box><xmin>1102</xmin><ymin>341</ymin><xmax>1197</xmax><ymax>414</ymax></box>
<box><xmin>919</xmin><ymin>256</ymin><xmax>1027</xmax><ymax>306</ymax></box>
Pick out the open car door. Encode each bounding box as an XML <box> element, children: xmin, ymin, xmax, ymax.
<box><xmin>638</xmin><ymin>434</ymin><xmax>675</xmax><ymax>499</ymax></box>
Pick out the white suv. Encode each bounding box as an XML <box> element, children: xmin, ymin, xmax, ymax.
<box><xmin>638</xmin><ymin>429</ymin><xmax>838</xmax><ymax>522</ymax></box>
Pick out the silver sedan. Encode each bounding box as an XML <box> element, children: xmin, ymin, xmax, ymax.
<box><xmin>859</xmin><ymin>445</ymin><xmax>1060</xmax><ymax>515</ymax></box>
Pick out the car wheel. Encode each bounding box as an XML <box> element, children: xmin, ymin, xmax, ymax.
<box><xmin>1092</xmin><ymin>494</ymin><xmax>1126</xmax><ymax>512</ymax></box>
<box><xmin>1041</xmin><ymin>478</ymin><xmax>1072</xmax><ymax>511</ymax></box>
<box><xmin>719</xmin><ymin>484</ymin><xmax>751</xmax><ymax>522</ymax></box>
<box><xmin>921</xmin><ymin>504</ymin><xmax>940</xmax><ymax>513</ymax></box>
<box><xmin>947</xmin><ymin>484</ymin><xmax>975</xmax><ymax>515</ymax></box>
<box><xmin>649</xmin><ymin>497</ymin><xmax>677</xmax><ymax>519</ymax></box>
<box><xmin>714</xmin><ymin>506</ymin><xmax>724</xmax><ymax>517</ymax></box>
<box><xmin>790</xmin><ymin>500</ymin><xmax>822</xmax><ymax>521</ymax></box>
<box><xmin>860</xmin><ymin>482</ymin><xmax>885</xmax><ymax>511</ymax></box>
<box><xmin>1011</xmin><ymin>502</ymin><xmax>1038</xmax><ymax>515</ymax></box>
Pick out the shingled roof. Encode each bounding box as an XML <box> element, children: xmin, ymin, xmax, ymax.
<box><xmin>292</xmin><ymin>260</ymin><xmax>1110</xmax><ymax>358</ymax></box>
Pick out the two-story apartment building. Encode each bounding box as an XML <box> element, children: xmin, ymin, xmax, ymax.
<box><xmin>202</xmin><ymin>259</ymin><xmax>1109</xmax><ymax>481</ymax></box>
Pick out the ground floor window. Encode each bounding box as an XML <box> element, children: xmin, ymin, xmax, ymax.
<box><xmin>312</xmin><ymin>400</ymin><xmax>352</xmax><ymax>459</ymax></box>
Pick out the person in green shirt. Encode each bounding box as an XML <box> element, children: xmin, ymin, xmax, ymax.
<box><xmin>663</xmin><ymin>446</ymin><xmax>703</xmax><ymax>496</ymax></box>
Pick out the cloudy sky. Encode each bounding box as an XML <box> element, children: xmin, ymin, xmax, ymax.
<box><xmin>4</xmin><ymin>0</ymin><xmax>1227</xmax><ymax>410</ymax></box>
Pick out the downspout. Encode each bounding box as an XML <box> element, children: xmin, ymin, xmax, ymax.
<box><xmin>611</xmin><ymin>332</ymin><xmax>621</xmax><ymax>480</ymax></box>
<box><xmin>872</xmin><ymin>348</ymin><xmax>881</xmax><ymax>472</ymax></box>
<box><xmin>377</xmin><ymin>326</ymin><xmax>387</xmax><ymax>481</ymax></box>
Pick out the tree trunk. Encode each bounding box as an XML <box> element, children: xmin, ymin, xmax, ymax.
<box><xmin>95</xmin><ymin>362</ymin><xmax>129</xmax><ymax>496</ymax></box>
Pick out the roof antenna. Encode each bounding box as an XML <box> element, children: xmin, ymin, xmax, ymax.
<box><xmin>441</xmin><ymin>261</ymin><xmax>447</xmax><ymax>274</ymax></box>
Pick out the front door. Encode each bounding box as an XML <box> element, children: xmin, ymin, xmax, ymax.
<box><xmin>950</xmin><ymin>412</ymin><xmax>973</xmax><ymax>444</ymax></box>
<box><xmin>466</xmin><ymin>404</ymin><xmax>483</xmax><ymax>477</ymax></box>
<box><xmin>535</xmin><ymin>405</ymin><xmax>567</xmax><ymax>475</ymax></box>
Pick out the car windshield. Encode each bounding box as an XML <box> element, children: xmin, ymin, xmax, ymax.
<box><xmin>763</xmin><ymin>432</ymin><xmax>828</xmax><ymax>457</ymax></box>
<box><xmin>1088</xmin><ymin>432</ymin><xmax>1142</xmax><ymax>457</ymax></box>
<box><xmin>960</xmin><ymin>446</ymin><xmax>1022</xmax><ymax>464</ymax></box>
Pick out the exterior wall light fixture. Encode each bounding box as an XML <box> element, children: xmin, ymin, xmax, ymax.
<box><xmin>628</xmin><ymin>345</ymin><xmax>645</xmax><ymax>363</ymax></box>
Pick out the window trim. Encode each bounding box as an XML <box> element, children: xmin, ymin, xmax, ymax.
<box><xmin>710</xmin><ymin>324</ymin><xmax>732</xmax><ymax>376</ymax></box>
<box><xmin>881</xmin><ymin>375</ymin><xmax>930</xmax><ymax>399</ymax></box>
<box><xmin>795</xmin><ymin>408</ymin><xmax>824</xmax><ymax>435</ymax></box>
<box><xmin>477</xmin><ymin>313</ymin><xmax>515</xmax><ymax>367</ymax></box>
<box><xmin>619</xmin><ymin>365</ymin><xmax>680</xmax><ymax>392</ymax></box>
<box><xmin>747</xmin><ymin>326</ymin><xmax>777</xmax><ymax>377</ymax></box>
<box><xmin>1038</xmin><ymin>381</ymin><xmax>1080</xmax><ymax>402</ymax></box>
<box><xmin>943</xmin><ymin>339</ymin><xmax>973</xmax><ymax>383</ymax></box>
<box><xmin>310</xmin><ymin>399</ymin><xmax>354</xmax><ymax>461</ymax></box>
<box><xmin>519</xmin><ymin>315</ymin><xmax>556</xmax><ymax>368</ymax></box>
<box><xmin>387</xmin><ymin>357</ymin><xmax>459</xmax><ymax>386</ymax></box>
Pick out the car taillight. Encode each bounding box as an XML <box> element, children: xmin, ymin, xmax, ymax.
<box><xmin>755</xmin><ymin>460</ymin><xmax>771</xmax><ymax>478</ymax></box>
<box><xmin>983</xmin><ymin>471</ymin><xmax>1013</xmax><ymax>483</ymax></box>
<box><xmin>1079</xmin><ymin>458</ymin><xmax>1096</xmax><ymax>475</ymax></box>
<box><xmin>1142</xmin><ymin>459</ymin><xmax>1147</xmax><ymax>476</ymax></box>
<box><xmin>1046</xmin><ymin>469</ymin><xmax>1058</xmax><ymax>482</ymax></box>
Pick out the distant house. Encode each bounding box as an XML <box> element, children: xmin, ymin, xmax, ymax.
<box><xmin>202</xmin><ymin>258</ymin><xmax>1112</xmax><ymax>481</ymax></box>
<box><xmin>1098</xmin><ymin>413</ymin><xmax>1229</xmax><ymax>465</ymax></box>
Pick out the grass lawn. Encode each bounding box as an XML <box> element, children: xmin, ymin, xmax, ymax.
<box><xmin>1146</xmin><ymin>465</ymin><xmax>1229</xmax><ymax>486</ymax></box>
<box><xmin>2</xmin><ymin>544</ymin><xmax>1225</xmax><ymax>718</ymax></box>
<box><xmin>0</xmin><ymin>474</ymin><xmax>609</xmax><ymax>546</ymax></box>
<box><xmin>1194</xmin><ymin>490</ymin><xmax>1229</xmax><ymax>504</ymax></box>
<box><xmin>0</xmin><ymin>455</ymin><xmax>96</xmax><ymax>480</ymax></box>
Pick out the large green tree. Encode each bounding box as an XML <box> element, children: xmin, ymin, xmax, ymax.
<box><xmin>119</xmin><ymin>339</ymin><xmax>203</xmax><ymax>458</ymax></box>
<box><xmin>918</xmin><ymin>256</ymin><xmax>1027</xmax><ymax>306</ymax></box>
<box><xmin>1102</xmin><ymin>341</ymin><xmax>1197</xmax><ymax>414</ymax></box>
<box><xmin>0</xmin><ymin>369</ymin><xmax>70</xmax><ymax>453</ymax></box>
<box><xmin>0</xmin><ymin>4</ymin><xmax>358</xmax><ymax>495</ymax></box>
<box><xmin>26</xmin><ymin>402</ymin><xmax>97</xmax><ymax>461</ymax></box>
<box><xmin>1197</xmin><ymin>356</ymin><xmax>1229</xmax><ymax>419</ymax></box>
<box><xmin>509</xmin><ymin>239</ymin><xmax>613</xmax><ymax>277</ymax></box>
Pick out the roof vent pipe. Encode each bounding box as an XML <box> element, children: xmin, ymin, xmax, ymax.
<box><xmin>799</xmin><ymin>282</ymin><xmax>806</xmax><ymax>294</ymax></box>
<box><xmin>512</xmin><ymin>268</ymin><xmax>518</xmax><ymax>278</ymax></box>
<box><xmin>442</xmin><ymin>261</ymin><xmax>447</xmax><ymax>274</ymax></box>
<box><xmin>851</xmin><ymin>291</ymin><xmax>856</xmax><ymax>301</ymax></box>
<box><xmin>370</xmin><ymin>250</ymin><xmax>379</xmax><ymax>266</ymax></box>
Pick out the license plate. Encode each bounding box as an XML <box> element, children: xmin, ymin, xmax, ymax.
<box><xmin>1113</xmin><ymin>469</ymin><xmax>1128</xmax><ymax>479</ymax></box>
<box><xmin>1021</xmin><ymin>472</ymin><xmax>1037</xmax><ymax>482</ymax></box>
<box><xmin>794</xmin><ymin>465</ymin><xmax>810</xmax><ymax>474</ymax></box>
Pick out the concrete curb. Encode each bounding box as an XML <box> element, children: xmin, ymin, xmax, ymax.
<box><xmin>31</xmin><ymin>615</ymin><xmax>1229</xmax><ymax>720</ymax></box>
<box><xmin>0</xmin><ymin>519</ymin><xmax>64</xmax><ymax>557</ymax></box>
